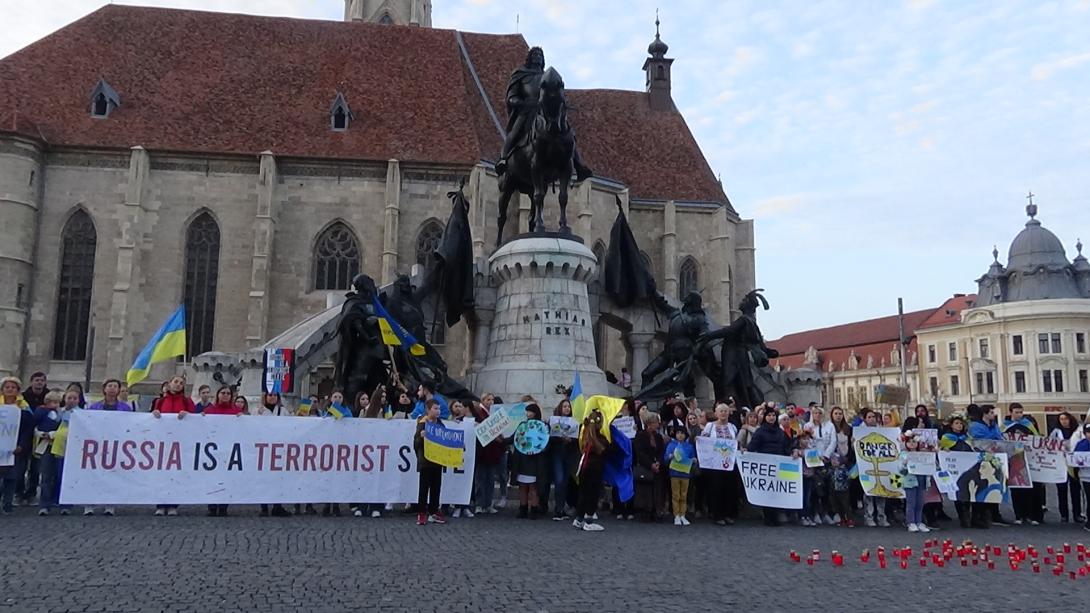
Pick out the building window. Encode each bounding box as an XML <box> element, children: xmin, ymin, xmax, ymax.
<box><xmin>379</xmin><ymin>13</ymin><xmax>394</xmax><ymax>24</ymax></box>
<box><xmin>313</xmin><ymin>222</ymin><xmax>360</xmax><ymax>291</ymax></box>
<box><xmin>416</xmin><ymin>221</ymin><xmax>446</xmax><ymax>345</ymax></box>
<box><xmin>927</xmin><ymin>344</ymin><xmax>936</xmax><ymax>364</ymax></box>
<box><xmin>1039</xmin><ymin>333</ymin><xmax>1050</xmax><ymax>354</ymax></box>
<box><xmin>1012</xmin><ymin>334</ymin><xmax>1023</xmax><ymax>355</ymax></box>
<box><xmin>52</xmin><ymin>210</ymin><xmax>97</xmax><ymax>360</ymax></box>
<box><xmin>950</xmin><ymin>375</ymin><xmax>960</xmax><ymax>397</ymax></box>
<box><xmin>1014</xmin><ymin>371</ymin><xmax>1026</xmax><ymax>393</ymax></box>
<box><xmin>929</xmin><ymin>377</ymin><xmax>938</xmax><ymax>398</ymax></box>
<box><xmin>1042</xmin><ymin>371</ymin><xmax>1053</xmax><ymax>393</ymax></box>
<box><xmin>1079</xmin><ymin>369</ymin><xmax>1088</xmax><ymax>393</ymax></box>
<box><xmin>89</xmin><ymin>78</ymin><xmax>120</xmax><ymax>118</ymax></box>
<box><xmin>834</xmin><ymin>388</ymin><xmax>842</xmax><ymax>405</ymax></box>
<box><xmin>1053</xmin><ymin>370</ymin><xmax>1064</xmax><ymax>393</ymax></box>
<box><xmin>986</xmin><ymin>372</ymin><xmax>994</xmax><ymax>394</ymax></box>
<box><xmin>975</xmin><ymin>372</ymin><xmax>983</xmax><ymax>394</ymax></box>
<box><xmin>16</xmin><ymin>283</ymin><xmax>26</xmax><ymax>309</ymax></box>
<box><xmin>329</xmin><ymin>92</ymin><xmax>353</xmax><ymax>132</ymax></box>
<box><xmin>847</xmin><ymin>387</ymin><xmax>855</xmax><ymax>408</ymax></box>
<box><xmin>1051</xmin><ymin>333</ymin><xmax>1062</xmax><ymax>354</ymax></box>
<box><xmin>978</xmin><ymin>338</ymin><xmax>989</xmax><ymax>359</ymax></box>
<box><xmin>183</xmin><ymin>211</ymin><xmax>220</xmax><ymax>357</ymax></box>
<box><xmin>678</xmin><ymin>257</ymin><xmax>699</xmax><ymax>301</ymax></box>
<box><xmin>858</xmin><ymin>387</ymin><xmax>867</xmax><ymax>404</ymax></box>
<box><xmin>948</xmin><ymin>342</ymin><xmax>957</xmax><ymax>362</ymax></box>
<box><xmin>1077</xmin><ymin>332</ymin><xmax>1086</xmax><ymax>354</ymax></box>
<box><xmin>415</xmin><ymin>220</ymin><xmax>444</xmax><ymax>267</ymax></box>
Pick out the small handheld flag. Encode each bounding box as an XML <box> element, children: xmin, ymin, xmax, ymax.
<box><xmin>328</xmin><ymin>402</ymin><xmax>353</xmax><ymax>419</ymax></box>
<box><xmin>569</xmin><ymin>372</ymin><xmax>586</xmax><ymax>422</ymax></box>
<box><xmin>127</xmin><ymin>305</ymin><xmax>187</xmax><ymax>387</ymax></box>
<box><xmin>296</xmin><ymin>398</ymin><xmax>313</xmax><ymax>417</ymax></box>
<box><xmin>371</xmin><ymin>295</ymin><xmax>426</xmax><ymax>356</ymax></box>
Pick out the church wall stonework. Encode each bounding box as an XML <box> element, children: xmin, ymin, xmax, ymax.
<box><xmin>0</xmin><ymin>137</ymin><xmax>43</xmax><ymax>377</ymax></box>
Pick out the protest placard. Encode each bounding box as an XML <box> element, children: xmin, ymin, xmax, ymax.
<box><xmin>423</xmin><ymin>421</ymin><xmax>465</xmax><ymax>469</ymax></box>
<box><xmin>914</xmin><ymin>428</ymin><xmax>939</xmax><ymax>450</ymax></box>
<box><xmin>695</xmin><ymin>436</ymin><xmax>737</xmax><ymax>471</ymax></box>
<box><xmin>804</xmin><ymin>448</ymin><xmax>824</xmax><ymax>468</ymax></box>
<box><xmin>933</xmin><ymin>469</ymin><xmax>957</xmax><ymax>495</ymax></box>
<box><xmin>1067</xmin><ymin>452</ymin><xmax>1090</xmax><ymax>469</ymax></box>
<box><xmin>513</xmin><ymin>420</ymin><xmax>549</xmax><ymax>455</ymax></box>
<box><xmin>61</xmin><ymin>411</ymin><xmax>476</xmax><ymax>505</ymax></box>
<box><xmin>853</xmin><ymin>426</ymin><xmax>904</xmax><ymax>498</ymax></box>
<box><xmin>0</xmin><ymin>405</ymin><xmax>19</xmax><ymax>466</ymax></box>
<box><xmin>1022</xmin><ymin>436</ymin><xmax>1068</xmax><ymax>483</ymax></box>
<box><xmin>905</xmin><ymin>451</ymin><xmax>937</xmax><ymax>475</ymax></box>
<box><xmin>494</xmin><ymin>403</ymin><xmax>528</xmax><ymax>438</ymax></box>
<box><xmin>738</xmin><ymin>452</ymin><xmax>802</xmax><ymax>509</ymax></box>
<box><xmin>476</xmin><ymin>409</ymin><xmax>512</xmax><ymax>446</ymax></box>
<box><xmin>548</xmin><ymin>416</ymin><xmax>578</xmax><ymax>439</ymax></box>
<box><xmin>937</xmin><ymin>451</ymin><xmax>1009</xmax><ymax>503</ymax></box>
<box><xmin>975</xmin><ymin>439</ymin><xmax>1030</xmax><ymax>488</ymax></box>
<box><xmin>613</xmin><ymin>416</ymin><xmax>637</xmax><ymax>439</ymax></box>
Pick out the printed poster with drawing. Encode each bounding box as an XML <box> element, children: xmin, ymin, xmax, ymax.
<box><xmin>695</xmin><ymin>436</ymin><xmax>737</xmax><ymax>471</ymax></box>
<box><xmin>852</xmin><ymin>426</ymin><xmax>904</xmax><ymax>498</ymax></box>
<box><xmin>937</xmin><ymin>451</ymin><xmax>1009</xmax><ymax>503</ymax></box>
<box><xmin>548</xmin><ymin>416</ymin><xmax>578</xmax><ymax>439</ymax></box>
<box><xmin>1022</xmin><ymin>436</ymin><xmax>1068</xmax><ymax>484</ymax></box>
<box><xmin>973</xmin><ymin>439</ymin><xmax>1031</xmax><ymax>488</ymax></box>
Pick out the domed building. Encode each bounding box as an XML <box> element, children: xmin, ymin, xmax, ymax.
<box><xmin>916</xmin><ymin>199</ymin><xmax>1090</xmax><ymax>426</ymax></box>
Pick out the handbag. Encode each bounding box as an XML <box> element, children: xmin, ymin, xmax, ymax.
<box><xmin>633</xmin><ymin>464</ymin><xmax>655</xmax><ymax>483</ymax></box>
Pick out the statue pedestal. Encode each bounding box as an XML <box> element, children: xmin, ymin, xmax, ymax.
<box><xmin>473</xmin><ymin>236</ymin><xmax>606</xmax><ymax>410</ymax></box>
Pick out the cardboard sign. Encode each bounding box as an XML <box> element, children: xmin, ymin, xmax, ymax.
<box><xmin>738</xmin><ymin>452</ymin><xmax>803</xmax><ymax>509</ymax></box>
<box><xmin>548</xmin><ymin>416</ymin><xmax>578</xmax><ymax>439</ymax></box>
<box><xmin>695</xmin><ymin>436</ymin><xmax>737</xmax><ymax>471</ymax></box>
<box><xmin>853</xmin><ymin>426</ymin><xmax>904</xmax><ymax>498</ymax></box>
<box><xmin>905</xmin><ymin>451</ymin><xmax>937</xmax><ymax>476</ymax></box>
<box><xmin>613</xmin><ymin>416</ymin><xmax>637</xmax><ymax>439</ymax></box>
<box><xmin>0</xmin><ymin>405</ymin><xmax>20</xmax><ymax>466</ymax></box>
<box><xmin>937</xmin><ymin>451</ymin><xmax>1009</xmax><ymax>503</ymax></box>
<box><xmin>475</xmin><ymin>409</ymin><xmax>512</xmax><ymax>447</ymax></box>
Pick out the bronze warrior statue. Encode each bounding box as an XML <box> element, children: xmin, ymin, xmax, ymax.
<box><xmin>639</xmin><ymin>291</ymin><xmax>720</xmax><ymax>399</ymax></box>
<box><xmin>334</xmin><ymin>274</ymin><xmax>389</xmax><ymax>409</ymax></box>
<box><xmin>699</xmin><ymin>289</ymin><xmax>778</xmax><ymax>409</ymax></box>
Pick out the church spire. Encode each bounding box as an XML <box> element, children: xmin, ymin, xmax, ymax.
<box><xmin>642</xmin><ymin>10</ymin><xmax>674</xmax><ymax>111</ymax></box>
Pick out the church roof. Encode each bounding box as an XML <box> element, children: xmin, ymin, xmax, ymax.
<box><xmin>1007</xmin><ymin>216</ymin><xmax>1069</xmax><ymax>272</ymax></box>
<box><xmin>0</xmin><ymin>5</ymin><xmax>728</xmax><ymax>206</ymax></box>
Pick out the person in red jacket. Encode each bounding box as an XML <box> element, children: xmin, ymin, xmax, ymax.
<box><xmin>203</xmin><ymin>386</ymin><xmax>242</xmax><ymax>516</ymax></box>
<box><xmin>152</xmin><ymin>375</ymin><xmax>194</xmax><ymax>516</ymax></box>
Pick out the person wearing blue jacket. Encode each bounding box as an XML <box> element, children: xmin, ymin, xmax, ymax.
<box><xmin>966</xmin><ymin>403</ymin><xmax>1008</xmax><ymax>527</ymax></box>
<box><xmin>410</xmin><ymin>382</ymin><xmax>450</xmax><ymax>420</ymax></box>
<box><xmin>664</xmin><ymin>426</ymin><xmax>696</xmax><ymax>526</ymax></box>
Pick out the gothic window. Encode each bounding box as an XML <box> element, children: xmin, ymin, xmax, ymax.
<box><xmin>379</xmin><ymin>14</ymin><xmax>394</xmax><ymax>25</ymax></box>
<box><xmin>416</xmin><ymin>220</ymin><xmax>445</xmax><ymax>344</ymax></box>
<box><xmin>89</xmin><ymin>79</ymin><xmax>120</xmax><ymax>118</ymax></box>
<box><xmin>592</xmin><ymin>241</ymin><xmax>606</xmax><ymax>281</ymax></box>
<box><xmin>678</xmin><ymin>257</ymin><xmax>699</xmax><ymax>300</ymax></box>
<box><xmin>183</xmin><ymin>211</ymin><xmax>220</xmax><ymax>357</ymax></box>
<box><xmin>314</xmin><ymin>222</ymin><xmax>360</xmax><ymax>291</ymax></box>
<box><xmin>329</xmin><ymin>92</ymin><xmax>353</xmax><ymax>131</ymax></box>
<box><xmin>52</xmin><ymin>210</ymin><xmax>96</xmax><ymax>360</ymax></box>
<box><xmin>92</xmin><ymin>94</ymin><xmax>109</xmax><ymax>117</ymax></box>
<box><xmin>640</xmin><ymin>251</ymin><xmax>654</xmax><ymax>279</ymax></box>
<box><xmin>415</xmin><ymin>220</ymin><xmax>444</xmax><ymax>267</ymax></box>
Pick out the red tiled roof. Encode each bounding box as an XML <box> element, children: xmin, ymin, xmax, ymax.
<box><xmin>917</xmin><ymin>294</ymin><xmax>977</xmax><ymax>329</ymax></box>
<box><xmin>769</xmin><ymin>308</ymin><xmax>937</xmax><ymax>358</ymax></box>
<box><xmin>775</xmin><ymin>339</ymin><xmax>918</xmax><ymax>373</ymax></box>
<box><xmin>0</xmin><ymin>5</ymin><xmax>728</xmax><ymax>204</ymax></box>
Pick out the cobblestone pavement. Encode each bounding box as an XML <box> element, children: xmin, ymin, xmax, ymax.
<box><xmin>3</xmin><ymin>502</ymin><xmax>1089</xmax><ymax>613</ymax></box>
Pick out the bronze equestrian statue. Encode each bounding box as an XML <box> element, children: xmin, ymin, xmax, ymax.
<box><xmin>495</xmin><ymin>47</ymin><xmax>592</xmax><ymax>246</ymax></box>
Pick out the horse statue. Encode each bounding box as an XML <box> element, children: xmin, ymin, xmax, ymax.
<box><xmin>495</xmin><ymin>66</ymin><xmax>591</xmax><ymax>247</ymax></box>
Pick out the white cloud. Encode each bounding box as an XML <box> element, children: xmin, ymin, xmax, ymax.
<box><xmin>752</xmin><ymin>194</ymin><xmax>808</xmax><ymax>217</ymax></box>
<box><xmin>1031</xmin><ymin>51</ymin><xmax>1090</xmax><ymax>80</ymax></box>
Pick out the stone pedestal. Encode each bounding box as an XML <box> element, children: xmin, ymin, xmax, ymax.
<box><xmin>473</xmin><ymin>237</ymin><xmax>606</xmax><ymax>409</ymax></box>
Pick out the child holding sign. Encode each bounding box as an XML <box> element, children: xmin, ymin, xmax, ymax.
<box><xmin>414</xmin><ymin>400</ymin><xmax>447</xmax><ymax>526</ymax></box>
<box><xmin>664</xmin><ymin>426</ymin><xmax>695</xmax><ymax>526</ymax></box>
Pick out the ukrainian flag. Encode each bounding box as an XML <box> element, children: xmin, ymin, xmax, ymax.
<box><xmin>371</xmin><ymin>295</ymin><xmax>426</xmax><ymax>356</ymax></box>
<box><xmin>569</xmin><ymin>372</ymin><xmax>586</xmax><ymax>421</ymax></box>
<box><xmin>328</xmin><ymin>402</ymin><xmax>353</xmax><ymax>419</ymax></box>
<box><xmin>296</xmin><ymin>398</ymin><xmax>313</xmax><ymax>417</ymax></box>
<box><xmin>423</xmin><ymin>420</ymin><xmax>464</xmax><ymax>468</ymax></box>
<box><xmin>126</xmin><ymin>305</ymin><xmax>187</xmax><ymax>387</ymax></box>
<box><xmin>778</xmin><ymin>461</ymin><xmax>801</xmax><ymax>480</ymax></box>
<box><xmin>582</xmin><ymin>395</ymin><xmax>626</xmax><ymax>441</ymax></box>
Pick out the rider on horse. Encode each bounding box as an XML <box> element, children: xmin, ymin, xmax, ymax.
<box><xmin>495</xmin><ymin>46</ymin><xmax>592</xmax><ymax>182</ymax></box>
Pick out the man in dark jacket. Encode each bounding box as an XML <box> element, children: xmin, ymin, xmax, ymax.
<box><xmin>746</xmin><ymin>408</ymin><xmax>791</xmax><ymax>525</ymax></box>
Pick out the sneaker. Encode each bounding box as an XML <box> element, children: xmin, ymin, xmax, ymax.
<box><xmin>918</xmin><ymin>524</ymin><xmax>931</xmax><ymax>533</ymax></box>
<box><xmin>487</xmin><ymin>507</ymin><xmax>499</xmax><ymax>514</ymax></box>
<box><xmin>463</xmin><ymin>509</ymin><xmax>474</xmax><ymax>518</ymax></box>
<box><xmin>1029</xmin><ymin>520</ymin><xmax>1040</xmax><ymax>526</ymax></box>
<box><xmin>83</xmin><ymin>508</ymin><xmax>94</xmax><ymax>516</ymax></box>
<box><xmin>371</xmin><ymin>510</ymin><xmax>381</xmax><ymax>518</ymax></box>
<box><xmin>800</xmin><ymin>517</ymin><xmax>812</xmax><ymax>527</ymax></box>
<box><xmin>823</xmin><ymin>514</ymin><xmax>835</xmax><ymax>526</ymax></box>
<box><xmin>674</xmin><ymin>516</ymin><xmax>683</xmax><ymax>526</ymax></box>
<box><xmin>429</xmin><ymin>513</ymin><xmax>447</xmax><ymax>525</ymax></box>
<box><xmin>877</xmin><ymin>518</ymin><xmax>890</xmax><ymax>528</ymax></box>
<box><xmin>831</xmin><ymin>513</ymin><xmax>841</xmax><ymax>524</ymax></box>
<box><xmin>475</xmin><ymin>507</ymin><xmax>486</xmax><ymax>515</ymax></box>
<box><xmin>1083</xmin><ymin>525</ymin><xmax>1090</xmax><ymax>533</ymax></box>
<box><xmin>154</xmin><ymin>509</ymin><xmax>165</xmax><ymax>517</ymax></box>
<box><xmin>908</xmin><ymin>523</ymin><xmax>919</xmax><ymax>533</ymax></box>
<box><xmin>1013</xmin><ymin>519</ymin><xmax>1023</xmax><ymax>525</ymax></box>
<box><xmin>626</xmin><ymin>514</ymin><xmax>635</xmax><ymax>521</ymax></box>
<box><xmin>553</xmin><ymin>514</ymin><xmax>568</xmax><ymax>521</ymax></box>
<box><xmin>103</xmin><ymin>508</ymin><xmax>115</xmax><ymax>516</ymax></box>
<box><xmin>452</xmin><ymin>508</ymin><xmax>462</xmax><ymax>519</ymax></box>
<box><xmin>353</xmin><ymin>509</ymin><xmax>363</xmax><ymax>517</ymax></box>
<box><xmin>167</xmin><ymin>508</ymin><xmax>178</xmax><ymax>517</ymax></box>
<box><xmin>385</xmin><ymin>503</ymin><xmax>394</xmax><ymax>511</ymax></box>
<box><xmin>616</xmin><ymin>514</ymin><xmax>624</xmax><ymax>520</ymax></box>
<box><xmin>496</xmin><ymin>497</ymin><xmax>508</xmax><ymax>509</ymax></box>
<box><xmin>864</xmin><ymin>517</ymin><xmax>876</xmax><ymax>527</ymax></box>
<box><xmin>572</xmin><ymin>518</ymin><xmax>585</xmax><ymax>529</ymax></box>
<box><xmin>38</xmin><ymin>508</ymin><xmax>49</xmax><ymax>516</ymax></box>
<box><xmin>582</xmin><ymin>522</ymin><xmax>605</xmax><ymax>532</ymax></box>
<box><xmin>680</xmin><ymin>516</ymin><xmax>691</xmax><ymax>526</ymax></box>
<box><xmin>60</xmin><ymin>509</ymin><xmax>70</xmax><ymax>516</ymax></box>
<box><xmin>716</xmin><ymin>519</ymin><xmax>727</xmax><ymax>526</ymax></box>
<box><xmin>416</xmin><ymin>513</ymin><xmax>427</xmax><ymax>526</ymax></box>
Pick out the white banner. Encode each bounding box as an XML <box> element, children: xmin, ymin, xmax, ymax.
<box><xmin>1023</xmin><ymin>436</ymin><xmax>1068</xmax><ymax>484</ymax></box>
<box><xmin>694</xmin><ymin>436</ymin><xmax>737</xmax><ymax>471</ymax></box>
<box><xmin>738</xmin><ymin>452</ymin><xmax>802</xmax><ymax>509</ymax></box>
<box><xmin>0</xmin><ymin>405</ymin><xmax>19</xmax><ymax>466</ymax></box>
<box><xmin>61</xmin><ymin>411</ymin><xmax>475</xmax><ymax>505</ymax></box>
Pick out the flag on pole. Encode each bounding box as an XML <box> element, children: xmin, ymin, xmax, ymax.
<box><xmin>126</xmin><ymin>305</ymin><xmax>187</xmax><ymax>387</ymax></box>
<box><xmin>371</xmin><ymin>295</ymin><xmax>426</xmax><ymax>356</ymax></box>
<box><xmin>569</xmin><ymin>372</ymin><xmax>586</xmax><ymax>421</ymax></box>
<box><xmin>328</xmin><ymin>402</ymin><xmax>353</xmax><ymax>419</ymax></box>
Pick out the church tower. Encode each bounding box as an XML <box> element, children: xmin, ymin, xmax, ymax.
<box><xmin>344</xmin><ymin>0</ymin><xmax>432</xmax><ymax>26</ymax></box>
<box><xmin>642</xmin><ymin>15</ymin><xmax>674</xmax><ymax>111</ymax></box>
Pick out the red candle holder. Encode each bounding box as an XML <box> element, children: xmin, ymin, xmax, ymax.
<box><xmin>832</xmin><ymin>552</ymin><xmax>844</xmax><ymax>567</ymax></box>
<box><xmin>879</xmin><ymin>558</ymin><xmax>887</xmax><ymax>569</ymax></box>
<box><xmin>1047</xmin><ymin>546</ymin><xmax>1055</xmax><ymax>555</ymax></box>
<box><xmin>789</xmin><ymin>550</ymin><xmax>801</xmax><ymax>563</ymax></box>
<box><xmin>807</xmin><ymin>557</ymin><xmax>815</xmax><ymax>566</ymax></box>
<box><xmin>960</xmin><ymin>558</ymin><xmax>968</xmax><ymax>567</ymax></box>
<box><xmin>992</xmin><ymin>546</ymin><xmax>1001</xmax><ymax>556</ymax></box>
<box><xmin>936</xmin><ymin>559</ymin><xmax>946</xmax><ymax>568</ymax></box>
<box><xmin>1052</xmin><ymin>566</ymin><xmax>1063</xmax><ymax>576</ymax></box>
<box><xmin>987</xmin><ymin>561</ymin><xmax>995</xmax><ymax>570</ymax></box>
<box><xmin>1044</xmin><ymin>557</ymin><xmax>1052</xmax><ymax>565</ymax></box>
<box><xmin>861</xmin><ymin>550</ymin><xmax>871</xmax><ymax>563</ymax></box>
<box><xmin>1058</xmin><ymin>554</ymin><xmax>1066</xmax><ymax>564</ymax></box>
<box><xmin>919</xmin><ymin>557</ymin><xmax>927</xmax><ymax>567</ymax></box>
<box><xmin>1032</xmin><ymin>564</ymin><xmax>1040</xmax><ymax>574</ymax></box>
<box><xmin>1064</xmin><ymin>543</ymin><xmax>1071</xmax><ymax>554</ymax></box>
<box><xmin>1069</xmin><ymin>571</ymin><xmax>1077</xmax><ymax>581</ymax></box>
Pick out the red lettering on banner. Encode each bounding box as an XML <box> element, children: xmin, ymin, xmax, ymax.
<box><xmin>156</xmin><ymin>440</ymin><xmax>165</xmax><ymax>469</ymax></box>
<box><xmin>377</xmin><ymin>445</ymin><xmax>389</xmax><ymax>471</ymax></box>
<box><xmin>81</xmin><ymin>440</ymin><xmax>99</xmax><ymax>469</ymax></box>
<box><xmin>336</xmin><ymin>444</ymin><xmax>351</xmax><ymax>472</ymax></box>
<box><xmin>102</xmin><ymin>441</ymin><xmax>117</xmax><ymax>469</ymax></box>
<box><xmin>302</xmin><ymin>444</ymin><xmax>317</xmax><ymax>471</ymax></box>
<box><xmin>254</xmin><ymin>443</ymin><xmax>268</xmax><ymax>470</ymax></box>
<box><xmin>270</xmin><ymin>443</ymin><xmax>284</xmax><ymax>471</ymax></box>
<box><xmin>360</xmin><ymin>445</ymin><xmax>374</xmax><ymax>471</ymax></box>
<box><xmin>139</xmin><ymin>441</ymin><xmax>155</xmax><ymax>470</ymax></box>
<box><xmin>120</xmin><ymin>440</ymin><xmax>136</xmax><ymax>470</ymax></box>
<box><xmin>285</xmin><ymin>443</ymin><xmax>300</xmax><ymax>471</ymax></box>
<box><xmin>165</xmin><ymin>442</ymin><xmax>181</xmax><ymax>470</ymax></box>
<box><xmin>352</xmin><ymin>445</ymin><xmax>360</xmax><ymax>472</ymax></box>
<box><xmin>319</xmin><ymin>444</ymin><xmax>334</xmax><ymax>471</ymax></box>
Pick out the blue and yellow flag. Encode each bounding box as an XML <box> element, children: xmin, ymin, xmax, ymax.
<box><xmin>423</xmin><ymin>420</ymin><xmax>464</xmax><ymax>468</ymax></box>
<box><xmin>569</xmin><ymin>372</ymin><xmax>586</xmax><ymax>422</ymax></box>
<box><xmin>778</xmin><ymin>461</ymin><xmax>801</xmax><ymax>480</ymax></box>
<box><xmin>296</xmin><ymin>398</ymin><xmax>313</xmax><ymax>417</ymax></box>
<box><xmin>371</xmin><ymin>295</ymin><xmax>426</xmax><ymax>356</ymax></box>
<box><xmin>580</xmin><ymin>395</ymin><xmax>626</xmax><ymax>441</ymax></box>
<box><xmin>126</xmin><ymin>305</ymin><xmax>187</xmax><ymax>387</ymax></box>
<box><xmin>328</xmin><ymin>402</ymin><xmax>353</xmax><ymax>419</ymax></box>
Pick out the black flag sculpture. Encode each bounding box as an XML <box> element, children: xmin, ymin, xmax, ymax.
<box><xmin>433</xmin><ymin>180</ymin><xmax>475</xmax><ymax>327</ymax></box>
<box><xmin>602</xmin><ymin>196</ymin><xmax>657</xmax><ymax>308</ymax></box>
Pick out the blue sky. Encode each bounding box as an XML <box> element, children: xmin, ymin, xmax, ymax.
<box><xmin>4</xmin><ymin>0</ymin><xmax>1089</xmax><ymax>339</ymax></box>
